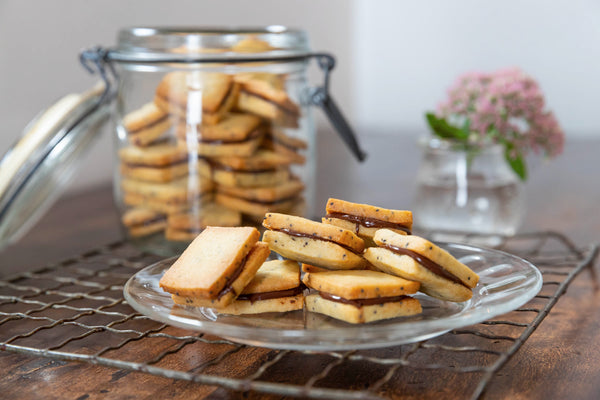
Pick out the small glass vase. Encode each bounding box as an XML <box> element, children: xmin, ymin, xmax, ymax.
<box><xmin>413</xmin><ymin>137</ymin><xmax>525</xmax><ymax>243</ymax></box>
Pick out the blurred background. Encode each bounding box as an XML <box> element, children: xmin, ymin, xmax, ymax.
<box><xmin>1</xmin><ymin>0</ymin><xmax>598</xmax><ymax>193</ymax></box>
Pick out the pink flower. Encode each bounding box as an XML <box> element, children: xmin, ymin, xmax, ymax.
<box><xmin>436</xmin><ymin>67</ymin><xmax>564</xmax><ymax>158</ymax></box>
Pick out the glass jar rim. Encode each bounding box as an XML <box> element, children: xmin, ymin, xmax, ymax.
<box><xmin>110</xmin><ymin>26</ymin><xmax>311</xmax><ymax>63</ymax></box>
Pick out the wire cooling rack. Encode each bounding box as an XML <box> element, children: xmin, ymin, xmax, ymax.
<box><xmin>0</xmin><ymin>231</ymin><xmax>597</xmax><ymax>400</ymax></box>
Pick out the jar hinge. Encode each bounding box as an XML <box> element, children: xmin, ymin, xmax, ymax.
<box><xmin>79</xmin><ymin>46</ymin><xmax>118</xmax><ymax>104</ymax></box>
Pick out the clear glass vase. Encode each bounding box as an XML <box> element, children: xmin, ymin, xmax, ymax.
<box><xmin>413</xmin><ymin>137</ymin><xmax>525</xmax><ymax>243</ymax></box>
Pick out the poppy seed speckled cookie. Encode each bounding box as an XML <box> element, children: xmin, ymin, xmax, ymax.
<box><xmin>302</xmin><ymin>269</ymin><xmax>421</xmax><ymax>324</ymax></box>
<box><xmin>323</xmin><ymin>198</ymin><xmax>412</xmax><ymax>246</ymax></box>
<box><xmin>364</xmin><ymin>230</ymin><xmax>479</xmax><ymax>302</ymax></box>
<box><xmin>215</xmin><ymin>260</ymin><xmax>304</xmax><ymax>315</ymax></box>
<box><xmin>160</xmin><ymin>226</ymin><xmax>270</xmax><ymax>308</ymax></box>
<box><xmin>262</xmin><ymin>213</ymin><xmax>367</xmax><ymax>270</ymax></box>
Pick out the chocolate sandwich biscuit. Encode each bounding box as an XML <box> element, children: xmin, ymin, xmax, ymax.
<box><xmin>165</xmin><ymin>203</ymin><xmax>242</xmax><ymax>242</ymax></box>
<box><xmin>303</xmin><ymin>270</ymin><xmax>422</xmax><ymax>324</ymax></box>
<box><xmin>121</xmin><ymin>177</ymin><xmax>214</xmax><ymax>214</ymax></box>
<box><xmin>176</xmin><ymin>113</ymin><xmax>265</xmax><ymax>157</ymax></box>
<box><xmin>160</xmin><ymin>226</ymin><xmax>270</xmax><ymax>308</ymax></box>
<box><xmin>216</xmin><ymin>260</ymin><xmax>304</xmax><ymax>315</ymax></box>
<box><xmin>121</xmin><ymin>207</ymin><xmax>167</xmax><ymax>237</ymax></box>
<box><xmin>323</xmin><ymin>198</ymin><xmax>413</xmax><ymax>246</ymax></box>
<box><xmin>123</xmin><ymin>102</ymin><xmax>172</xmax><ymax>146</ymax></box>
<box><xmin>210</xmin><ymin>148</ymin><xmax>295</xmax><ymax>171</ymax></box>
<box><xmin>235</xmin><ymin>73</ymin><xmax>300</xmax><ymax>128</ymax></box>
<box><xmin>215</xmin><ymin>193</ymin><xmax>300</xmax><ymax>219</ymax></box>
<box><xmin>364</xmin><ymin>230</ymin><xmax>480</xmax><ymax>302</ymax></box>
<box><xmin>198</xmin><ymin>159</ymin><xmax>291</xmax><ymax>188</ymax></box>
<box><xmin>155</xmin><ymin>71</ymin><xmax>239</xmax><ymax>125</ymax></box>
<box><xmin>262</xmin><ymin>129</ymin><xmax>307</xmax><ymax>164</ymax></box>
<box><xmin>119</xmin><ymin>143</ymin><xmax>190</xmax><ymax>183</ymax></box>
<box><xmin>216</xmin><ymin>178</ymin><xmax>304</xmax><ymax>203</ymax></box>
<box><xmin>262</xmin><ymin>213</ymin><xmax>367</xmax><ymax>270</ymax></box>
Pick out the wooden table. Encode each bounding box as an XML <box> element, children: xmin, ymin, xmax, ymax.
<box><xmin>0</xmin><ymin>133</ymin><xmax>598</xmax><ymax>399</ymax></box>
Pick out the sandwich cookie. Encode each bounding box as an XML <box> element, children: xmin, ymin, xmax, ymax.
<box><xmin>262</xmin><ymin>213</ymin><xmax>367</xmax><ymax>270</ymax></box>
<box><xmin>176</xmin><ymin>113</ymin><xmax>265</xmax><ymax>157</ymax></box>
<box><xmin>121</xmin><ymin>177</ymin><xmax>214</xmax><ymax>214</ymax></box>
<box><xmin>216</xmin><ymin>260</ymin><xmax>304</xmax><ymax>315</ymax></box>
<box><xmin>303</xmin><ymin>270</ymin><xmax>422</xmax><ymax>324</ymax></box>
<box><xmin>154</xmin><ymin>71</ymin><xmax>239</xmax><ymax>125</ymax></box>
<box><xmin>211</xmin><ymin>148</ymin><xmax>295</xmax><ymax>171</ymax></box>
<box><xmin>160</xmin><ymin>226</ymin><xmax>270</xmax><ymax>308</ymax></box>
<box><xmin>121</xmin><ymin>207</ymin><xmax>167</xmax><ymax>237</ymax></box>
<box><xmin>123</xmin><ymin>102</ymin><xmax>172</xmax><ymax>146</ymax></box>
<box><xmin>364</xmin><ymin>230</ymin><xmax>479</xmax><ymax>302</ymax></box>
<box><xmin>323</xmin><ymin>198</ymin><xmax>413</xmax><ymax>246</ymax></box>
<box><xmin>235</xmin><ymin>73</ymin><xmax>300</xmax><ymax>128</ymax></box>
<box><xmin>119</xmin><ymin>143</ymin><xmax>190</xmax><ymax>183</ymax></box>
<box><xmin>215</xmin><ymin>178</ymin><xmax>304</xmax><ymax>218</ymax></box>
<box><xmin>198</xmin><ymin>159</ymin><xmax>290</xmax><ymax>189</ymax></box>
<box><xmin>262</xmin><ymin>129</ymin><xmax>307</xmax><ymax>164</ymax></box>
<box><xmin>165</xmin><ymin>203</ymin><xmax>242</xmax><ymax>242</ymax></box>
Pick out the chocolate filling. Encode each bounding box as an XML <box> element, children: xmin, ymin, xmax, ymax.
<box><xmin>319</xmin><ymin>292</ymin><xmax>409</xmax><ymax>308</ymax></box>
<box><xmin>237</xmin><ymin>285</ymin><xmax>305</xmax><ymax>303</ymax></box>
<box><xmin>240</xmin><ymin>89</ymin><xmax>300</xmax><ymax>115</ymax></box>
<box><xmin>128</xmin><ymin>114</ymin><xmax>170</xmax><ymax>134</ymax></box>
<box><xmin>216</xmin><ymin>245</ymin><xmax>256</xmax><ymax>300</ymax></box>
<box><xmin>381</xmin><ymin>244</ymin><xmax>467</xmax><ymax>288</ymax></box>
<box><xmin>271</xmin><ymin>227</ymin><xmax>361</xmax><ymax>255</ymax></box>
<box><xmin>326</xmin><ymin>212</ymin><xmax>412</xmax><ymax>235</ymax></box>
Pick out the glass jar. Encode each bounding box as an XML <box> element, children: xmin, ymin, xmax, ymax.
<box><xmin>0</xmin><ymin>27</ymin><xmax>365</xmax><ymax>253</ymax></box>
<box><xmin>79</xmin><ymin>27</ymin><xmax>365</xmax><ymax>256</ymax></box>
<box><xmin>413</xmin><ymin>137</ymin><xmax>525</xmax><ymax>242</ymax></box>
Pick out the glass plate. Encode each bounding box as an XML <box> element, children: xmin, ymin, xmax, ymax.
<box><xmin>124</xmin><ymin>242</ymin><xmax>542</xmax><ymax>350</ymax></box>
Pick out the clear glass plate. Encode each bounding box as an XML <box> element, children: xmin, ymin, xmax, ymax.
<box><xmin>124</xmin><ymin>242</ymin><xmax>542</xmax><ymax>350</ymax></box>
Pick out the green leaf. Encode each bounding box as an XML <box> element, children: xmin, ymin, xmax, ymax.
<box><xmin>504</xmin><ymin>146</ymin><xmax>527</xmax><ymax>181</ymax></box>
<box><xmin>425</xmin><ymin>113</ymin><xmax>469</xmax><ymax>141</ymax></box>
<box><xmin>461</xmin><ymin>119</ymin><xmax>471</xmax><ymax>139</ymax></box>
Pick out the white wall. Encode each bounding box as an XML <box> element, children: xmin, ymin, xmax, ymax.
<box><xmin>1</xmin><ymin>0</ymin><xmax>598</xmax><ymax>194</ymax></box>
<box><xmin>353</xmin><ymin>0</ymin><xmax>600</xmax><ymax>136</ymax></box>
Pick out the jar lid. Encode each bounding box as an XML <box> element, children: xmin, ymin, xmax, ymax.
<box><xmin>109</xmin><ymin>26</ymin><xmax>311</xmax><ymax>63</ymax></box>
<box><xmin>0</xmin><ymin>84</ymin><xmax>109</xmax><ymax>251</ymax></box>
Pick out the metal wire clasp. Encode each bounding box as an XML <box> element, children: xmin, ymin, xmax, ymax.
<box><xmin>79</xmin><ymin>46</ymin><xmax>118</xmax><ymax>104</ymax></box>
<box><xmin>308</xmin><ymin>53</ymin><xmax>367</xmax><ymax>162</ymax></box>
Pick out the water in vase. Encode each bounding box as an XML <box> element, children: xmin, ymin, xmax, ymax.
<box><xmin>414</xmin><ymin>175</ymin><xmax>524</xmax><ymax>236</ymax></box>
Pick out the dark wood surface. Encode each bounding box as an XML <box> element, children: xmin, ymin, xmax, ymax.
<box><xmin>0</xmin><ymin>133</ymin><xmax>599</xmax><ymax>399</ymax></box>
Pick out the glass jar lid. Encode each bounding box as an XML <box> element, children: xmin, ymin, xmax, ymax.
<box><xmin>109</xmin><ymin>26</ymin><xmax>311</xmax><ymax>63</ymax></box>
<box><xmin>0</xmin><ymin>84</ymin><xmax>110</xmax><ymax>251</ymax></box>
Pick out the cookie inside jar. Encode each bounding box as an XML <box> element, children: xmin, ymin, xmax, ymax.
<box><xmin>112</xmin><ymin>29</ymin><xmax>314</xmax><ymax>255</ymax></box>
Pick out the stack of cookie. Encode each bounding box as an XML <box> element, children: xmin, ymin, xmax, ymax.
<box><xmin>158</xmin><ymin>197</ymin><xmax>482</xmax><ymax>324</ymax></box>
<box><xmin>118</xmin><ymin>65</ymin><xmax>307</xmax><ymax>242</ymax></box>
<box><xmin>258</xmin><ymin>198</ymin><xmax>480</xmax><ymax>323</ymax></box>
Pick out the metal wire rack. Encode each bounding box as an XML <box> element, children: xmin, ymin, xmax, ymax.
<box><xmin>0</xmin><ymin>231</ymin><xmax>597</xmax><ymax>400</ymax></box>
